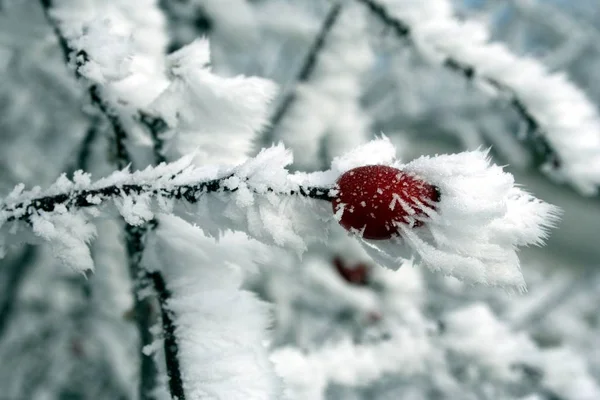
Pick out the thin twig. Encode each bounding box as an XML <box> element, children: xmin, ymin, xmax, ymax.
<box><xmin>124</xmin><ymin>223</ymin><xmax>161</xmax><ymax>399</ymax></box>
<box><xmin>139</xmin><ymin>112</ymin><xmax>169</xmax><ymax>165</ymax></box>
<box><xmin>40</xmin><ymin>0</ymin><xmax>169</xmax><ymax>170</ymax></box>
<box><xmin>73</xmin><ymin>121</ymin><xmax>101</xmax><ymax>173</ymax></box>
<box><xmin>444</xmin><ymin>58</ymin><xmax>560</xmax><ymax>169</ymax></box>
<box><xmin>87</xmin><ymin>85</ymin><xmax>132</xmax><ymax>170</ymax></box>
<box><xmin>0</xmin><ymin>246</ymin><xmax>36</xmax><ymax>336</ymax></box>
<box><xmin>39</xmin><ymin>0</ymin><xmax>72</xmax><ymax>67</ymax></box>
<box><xmin>150</xmin><ymin>271</ymin><xmax>186</xmax><ymax>400</ymax></box>
<box><xmin>2</xmin><ymin>176</ymin><xmax>334</xmax><ymax>223</ymax></box>
<box><xmin>263</xmin><ymin>3</ymin><xmax>343</xmax><ymax>143</ymax></box>
<box><xmin>356</xmin><ymin>0</ymin><xmax>561</xmax><ymax>169</ymax></box>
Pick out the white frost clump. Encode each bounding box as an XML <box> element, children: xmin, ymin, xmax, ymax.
<box><xmin>151</xmin><ymin>39</ymin><xmax>278</xmax><ymax>164</ymax></box>
<box><xmin>70</xmin><ymin>19</ymin><xmax>134</xmax><ymax>84</ymax></box>
<box><xmin>47</xmin><ymin>0</ymin><xmax>171</xmax><ymax>141</ymax></box>
<box><xmin>336</xmin><ymin>138</ymin><xmax>559</xmax><ymax>290</ymax></box>
<box><xmin>398</xmin><ymin>149</ymin><xmax>559</xmax><ymax>290</ymax></box>
<box><xmin>189</xmin><ymin>144</ymin><xmax>333</xmax><ymax>254</ymax></box>
<box><xmin>376</xmin><ymin>0</ymin><xmax>600</xmax><ymax>194</ymax></box>
<box><xmin>30</xmin><ymin>208</ymin><xmax>97</xmax><ymax>273</ymax></box>
<box><xmin>143</xmin><ymin>214</ymin><xmax>281</xmax><ymax>400</ymax></box>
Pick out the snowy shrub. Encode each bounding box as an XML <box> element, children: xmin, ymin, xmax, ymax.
<box><xmin>1</xmin><ymin>0</ymin><xmax>599</xmax><ymax>399</ymax></box>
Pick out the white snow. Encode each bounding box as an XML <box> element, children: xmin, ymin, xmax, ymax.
<box><xmin>151</xmin><ymin>39</ymin><xmax>278</xmax><ymax>165</ymax></box>
<box><xmin>143</xmin><ymin>214</ymin><xmax>282</xmax><ymax>400</ymax></box>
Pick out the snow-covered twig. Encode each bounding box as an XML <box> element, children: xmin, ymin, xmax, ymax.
<box><xmin>39</xmin><ymin>0</ymin><xmax>169</xmax><ymax>170</ymax></box>
<box><xmin>87</xmin><ymin>84</ymin><xmax>133</xmax><ymax>170</ymax></box>
<box><xmin>143</xmin><ymin>216</ymin><xmax>283</xmax><ymax>399</ymax></box>
<box><xmin>149</xmin><ymin>270</ymin><xmax>185</xmax><ymax>400</ymax></box>
<box><xmin>122</xmin><ymin>222</ymin><xmax>161</xmax><ymax>399</ymax></box>
<box><xmin>264</xmin><ymin>3</ymin><xmax>343</xmax><ymax>143</ymax></box>
<box><xmin>39</xmin><ymin>1</ymin><xmax>131</xmax><ymax>168</ymax></box>
<box><xmin>0</xmin><ymin>170</ymin><xmax>332</xmax><ymax>224</ymax></box>
<box><xmin>357</xmin><ymin>0</ymin><xmax>600</xmax><ymax>194</ymax></box>
<box><xmin>356</xmin><ymin>0</ymin><xmax>557</xmax><ymax>169</ymax></box>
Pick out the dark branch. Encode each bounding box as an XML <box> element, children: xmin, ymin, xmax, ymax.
<box><xmin>39</xmin><ymin>0</ymin><xmax>72</xmax><ymax>67</ymax></box>
<box><xmin>3</xmin><ymin>176</ymin><xmax>334</xmax><ymax>223</ymax></box>
<box><xmin>357</xmin><ymin>0</ymin><xmax>562</xmax><ymax>170</ymax></box>
<box><xmin>88</xmin><ymin>85</ymin><xmax>132</xmax><ymax>170</ymax></box>
<box><xmin>150</xmin><ymin>271</ymin><xmax>186</xmax><ymax>400</ymax></box>
<box><xmin>139</xmin><ymin>112</ymin><xmax>169</xmax><ymax>165</ymax></box>
<box><xmin>124</xmin><ymin>222</ymin><xmax>161</xmax><ymax>399</ymax></box>
<box><xmin>0</xmin><ymin>246</ymin><xmax>36</xmax><ymax>336</ymax></box>
<box><xmin>263</xmin><ymin>3</ymin><xmax>343</xmax><ymax>142</ymax></box>
<box><xmin>444</xmin><ymin>59</ymin><xmax>561</xmax><ymax>169</ymax></box>
<box><xmin>73</xmin><ymin>121</ymin><xmax>101</xmax><ymax>173</ymax></box>
<box><xmin>40</xmin><ymin>0</ymin><xmax>132</xmax><ymax>168</ymax></box>
<box><xmin>355</xmin><ymin>0</ymin><xmax>410</xmax><ymax>38</ymax></box>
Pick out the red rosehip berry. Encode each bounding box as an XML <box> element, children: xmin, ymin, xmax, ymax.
<box><xmin>332</xmin><ymin>165</ymin><xmax>440</xmax><ymax>240</ymax></box>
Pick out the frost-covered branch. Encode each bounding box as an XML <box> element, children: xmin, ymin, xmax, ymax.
<box><xmin>357</xmin><ymin>0</ymin><xmax>600</xmax><ymax>194</ymax></box>
<box><xmin>39</xmin><ymin>0</ymin><xmax>170</xmax><ymax>170</ymax></box>
<box><xmin>121</xmin><ymin>222</ymin><xmax>162</xmax><ymax>399</ymax></box>
<box><xmin>87</xmin><ymin>85</ymin><xmax>133</xmax><ymax>170</ymax></box>
<box><xmin>357</xmin><ymin>0</ymin><xmax>557</xmax><ymax>167</ymax></box>
<box><xmin>40</xmin><ymin>1</ymin><xmax>131</xmax><ymax>168</ymax></box>
<box><xmin>442</xmin><ymin>58</ymin><xmax>559</xmax><ymax>169</ymax></box>
<box><xmin>1</xmin><ymin>138</ymin><xmax>559</xmax><ymax>291</ymax></box>
<box><xmin>264</xmin><ymin>3</ymin><xmax>343</xmax><ymax>142</ymax></box>
<box><xmin>0</xmin><ymin>168</ymin><xmax>332</xmax><ymax>224</ymax></box>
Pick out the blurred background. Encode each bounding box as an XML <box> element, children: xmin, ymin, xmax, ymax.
<box><xmin>1</xmin><ymin>0</ymin><xmax>600</xmax><ymax>399</ymax></box>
